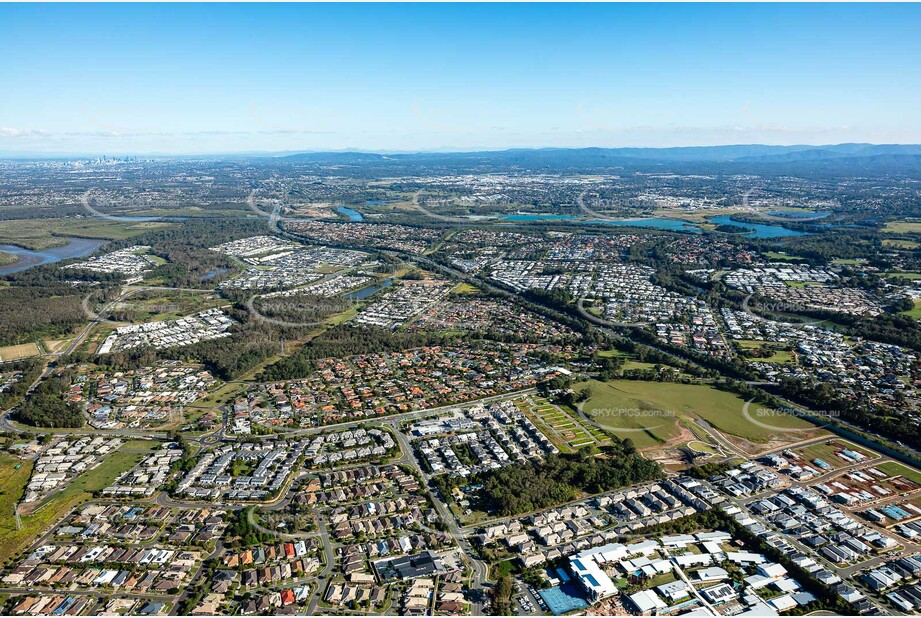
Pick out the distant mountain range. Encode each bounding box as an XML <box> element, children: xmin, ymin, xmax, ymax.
<box><xmin>273</xmin><ymin>144</ymin><xmax>921</xmax><ymax>176</ymax></box>
<box><xmin>281</xmin><ymin>144</ymin><xmax>921</xmax><ymax>163</ymax></box>
<box><xmin>4</xmin><ymin>144</ymin><xmax>920</xmax><ymax>173</ymax></box>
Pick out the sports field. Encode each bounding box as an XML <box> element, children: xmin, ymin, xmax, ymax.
<box><xmin>0</xmin><ymin>343</ymin><xmax>40</xmax><ymax>362</ymax></box>
<box><xmin>576</xmin><ymin>379</ymin><xmax>817</xmax><ymax>450</ymax></box>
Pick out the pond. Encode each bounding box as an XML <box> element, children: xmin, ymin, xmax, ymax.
<box><xmin>336</xmin><ymin>206</ymin><xmax>364</xmax><ymax>222</ymax></box>
<box><xmin>200</xmin><ymin>268</ymin><xmax>229</xmax><ymax>281</ymax></box>
<box><xmin>343</xmin><ymin>278</ymin><xmax>393</xmax><ymax>300</ymax></box>
<box><xmin>0</xmin><ymin>237</ymin><xmax>108</xmax><ymax>276</ymax></box>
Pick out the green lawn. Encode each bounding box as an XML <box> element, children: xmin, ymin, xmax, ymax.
<box><xmin>452</xmin><ymin>282</ymin><xmax>482</xmax><ymax>296</ymax></box>
<box><xmin>736</xmin><ymin>339</ymin><xmax>769</xmax><ymax>350</ymax></box>
<box><xmin>596</xmin><ymin>349</ymin><xmax>631</xmax><ymax>358</ymax></box>
<box><xmin>492</xmin><ymin>559</ymin><xmax>519</xmax><ymax>579</ymax></box>
<box><xmin>0</xmin><ymin>440</ymin><xmax>158</xmax><ymax>563</ymax></box>
<box><xmin>878</xmin><ymin>462</ymin><xmax>921</xmax><ymax>485</ymax></box>
<box><xmin>901</xmin><ymin>299</ymin><xmax>921</xmax><ymax>320</ymax></box>
<box><xmin>763</xmin><ymin>252</ymin><xmax>804</xmax><ymax>262</ymax></box>
<box><xmin>0</xmin><ymin>454</ymin><xmax>33</xmax><ymax>546</ymax></box>
<box><xmin>687</xmin><ymin>440</ymin><xmax>716</xmax><ymax>454</ymax></box>
<box><xmin>576</xmin><ymin>379</ymin><xmax>816</xmax><ymax>448</ymax></box>
<box><xmin>759</xmin><ymin>350</ymin><xmax>796</xmax><ymax>364</ymax></box>
<box><xmin>883</xmin><ymin>221</ymin><xmax>921</xmax><ymax>235</ymax></box>
<box><xmin>886</xmin><ymin>272</ymin><xmax>921</xmax><ymax>280</ymax></box>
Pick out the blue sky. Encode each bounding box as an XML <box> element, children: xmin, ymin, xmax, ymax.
<box><xmin>1</xmin><ymin>3</ymin><xmax>920</xmax><ymax>154</ymax></box>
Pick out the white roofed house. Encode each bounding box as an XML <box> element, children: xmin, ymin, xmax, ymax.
<box><xmin>627</xmin><ymin>589</ymin><xmax>667</xmax><ymax>614</ymax></box>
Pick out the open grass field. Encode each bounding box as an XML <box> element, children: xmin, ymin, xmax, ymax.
<box><xmin>883</xmin><ymin>221</ymin><xmax>921</xmax><ymax>235</ymax></box>
<box><xmin>759</xmin><ymin>350</ymin><xmax>796</xmax><ymax>364</ymax></box>
<box><xmin>763</xmin><ymin>252</ymin><xmax>805</xmax><ymax>262</ymax></box>
<box><xmin>451</xmin><ymin>282</ymin><xmax>482</xmax><ymax>296</ymax></box>
<box><xmin>886</xmin><ymin>272</ymin><xmax>921</xmax><ymax>280</ymax></box>
<box><xmin>883</xmin><ymin>239</ymin><xmax>920</xmax><ymax>250</ymax></box>
<box><xmin>0</xmin><ymin>251</ymin><xmax>18</xmax><ymax>266</ymax></box>
<box><xmin>736</xmin><ymin>341</ymin><xmax>796</xmax><ymax>364</ymax></box>
<box><xmin>576</xmin><ymin>379</ymin><xmax>817</xmax><ymax>449</ymax></box>
<box><xmin>792</xmin><ymin>440</ymin><xmax>878</xmax><ymax>471</ymax></box>
<box><xmin>878</xmin><ymin>462</ymin><xmax>921</xmax><ymax>485</ymax></box>
<box><xmin>736</xmin><ymin>339</ymin><xmax>768</xmax><ymax>350</ymax></box>
<box><xmin>901</xmin><ymin>299</ymin><xmax>921</xmax><ymax>320</ymax></box>
<box><xmin>0</xmin><ymin>343</ymin><xmax>41</xmax><ymax>362</ymax></box>
<box><xmin>687</xmin><ymin>440</ymin><xmax>716</xmax><ymax>454</ymax></box>
<box><xmin>185</xmin><ymin>379</ymin><xmax>243</xmax><ymax>413</ymax></box>
<box><xmin>0</xmin><ymin>440</ymin><xmax>158</xmax><ymax>563</ymax></box>
<box><xmin>0</xmin><ymin>219</ymin><xmax>171</xmax><ymax>251</ymax></box>
<box><xmin>596</xmin><ymin>349</ymin><xmax>630</xmax><ymax>358</ymax></box>
<box><xmin>0</xmin><ymin>454</ymin><xmax>33</xmax><ymax>551</ymax></box>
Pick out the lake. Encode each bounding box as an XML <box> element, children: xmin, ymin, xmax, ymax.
<box><xmin>505</xmin><ymin>213</ymin><xmax>704</xmax><ymax>232</ymax></box>
<box><xmin>343</xmin><ymin>278</ymin><xmax>392</xmax><ymax>300</ymax></box>
<box><xmin>594</xmin><ymin>217</ymin><xmax>703</xmax><ymax>233</ymax></box>
<box><xmin>337</xmin><ymin>206</ymin><xmax>364</xmax><ymax>222</ymax></box>
<box><xmin>0</xmin><ymin>237</ymin><xmax>108</xmax><ymax>276</ymax></box>
<box><xmin>709</xmin><ymin>215</ymin><xmax>809</xmax><ymax>238</ymax></box>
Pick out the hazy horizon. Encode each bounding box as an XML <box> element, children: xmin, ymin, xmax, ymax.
<box><xmin>4</xmin><ymin>141</ymin><xmax>921</xmax><ymax>160</ymax></box>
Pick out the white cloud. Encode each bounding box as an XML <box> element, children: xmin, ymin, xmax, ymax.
<box><xmin>0</xmin><ymin>127</ymin><xmax>47</xmax><ymax>137</ymax></box>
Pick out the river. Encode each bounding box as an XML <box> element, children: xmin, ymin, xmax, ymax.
<box><xmin>0</xmin><ymin>237</ymin><xmax>107</xmax><ymax>276</ymax></box>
